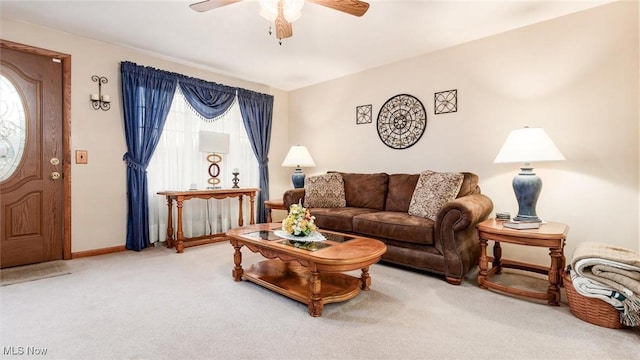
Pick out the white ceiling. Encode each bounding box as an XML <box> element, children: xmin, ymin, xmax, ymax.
<box><xmin>1</xmin><ymin>0</ymin><xmax>613</xmax><ymax>91</ymax></box>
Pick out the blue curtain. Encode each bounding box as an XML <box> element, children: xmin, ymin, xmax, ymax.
<box><xmin>238</xmin><ymin>89</ymin><xmax>273</xmax><ymax>223</ymax></box>
<box><xmin>178</xmin><ymin>76</ymin><xmax>237</xmax><ymax>119</ymax></box>
<box><xmin>121</xmin><ymin>61</ymin><xmax>177</xmax><ymax>251</ymax></box>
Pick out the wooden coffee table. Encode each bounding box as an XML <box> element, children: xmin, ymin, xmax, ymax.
<box><xmin>226</xmin><ymin>223</ymin><xmax>387</xmax><ymax>317</ymax></box>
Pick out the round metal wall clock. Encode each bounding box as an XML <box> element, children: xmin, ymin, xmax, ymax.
<box><xmin>376</xmin><ymin>94</ymin><xmax>427</xmax><ymax>149</ymax></box>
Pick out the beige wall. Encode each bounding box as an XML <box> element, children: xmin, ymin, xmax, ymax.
<box><xmin>289</xmin><ymin>1</ymin><xmax>640</xmax><ymax>263</ymax></box>
<box><xmin>1</xmin><ymin>18</ymin><xmax>291</xmax><ymax>252</ymax></box>
<box><xmin>2</xmin><ymin>1</ymin><xmax>638</xmax><ymax>263</ymax></box>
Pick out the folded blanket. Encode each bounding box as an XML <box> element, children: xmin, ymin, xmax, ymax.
<box><xmin>569</xmin><ymin>268</ymin><xmax>625</xmax><ymax>312</ymax></box>
<box><xmin>571</xmin><ymin>241</ymin><xmax>640</xmax><ymax>327</ymax></box>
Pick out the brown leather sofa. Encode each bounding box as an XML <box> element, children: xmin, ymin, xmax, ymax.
<box><xmin>283</xmin><ymin>172</ymin><xmax>494</xmax><ymax>284</ymax></box>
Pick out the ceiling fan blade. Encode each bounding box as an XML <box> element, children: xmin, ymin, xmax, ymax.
<box><xmin>275</xmin><ymin>0</ymin><xmax>293</xmax><ymax>40</ymax></box>
<box><xmin>189</xmin><ymin>0</ymin><xmax>242</xmax><ymax>12</ymax></box>
<box><xmin>308</xmin><ymin>0</ymin><xmax>370</xmax><ymax>17</ymax></box>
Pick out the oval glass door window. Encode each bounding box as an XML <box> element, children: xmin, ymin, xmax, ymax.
<box><xmin>0</xmin><ymin>74</ymin><xmax>27</xmax><ymax>181</ymax></box>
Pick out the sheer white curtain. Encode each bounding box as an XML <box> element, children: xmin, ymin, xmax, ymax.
<box><xmin>147</xmin><ymin>89</ymin><xmax>260</xmax><ymax>244</ymax></box>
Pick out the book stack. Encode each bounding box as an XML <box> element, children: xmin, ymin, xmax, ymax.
<box><xmin>502</xmin><ymin>221</ymin><xmax>540</xmax><ymax>230</ymax></box>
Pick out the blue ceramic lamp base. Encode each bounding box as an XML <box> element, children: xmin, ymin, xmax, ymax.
<box><xmin>291</xmin><ymin>167</ymin><xmax>306</xmax><ymax>189</ymax></box>
<box><xmin>512</xmin><ymin>167</ymin><xmax>542</xmax><ymax>223</ymax></box>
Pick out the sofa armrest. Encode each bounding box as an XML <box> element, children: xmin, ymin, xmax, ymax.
<box><xmin>283</xmin><ymin>188</ymin><xmax>305</xmax><ymax>210</ymax></box>
<box><xmin>434</xmin><ymin>193</ymin><xmax>494</xmax><ymax>284</ymax></box>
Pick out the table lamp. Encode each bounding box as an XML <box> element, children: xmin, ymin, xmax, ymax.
<box><xmin>494</xmin><ymin>126</ymin><xmax>565</xmax><ymax>223</ymax></box>
<box><xmin>198</xmin><ymin>131</ymin><xmax>230</xmax><ymax>189</ymax></box>
<box><xmin>282</xmin><ymin>145</ymin><xmax>315</xmax><ymax>188</ymax></box>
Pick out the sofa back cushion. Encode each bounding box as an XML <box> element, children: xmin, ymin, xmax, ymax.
<box><xmin>408</xmin><ymin>171</ymin><xmax>464</xmax><ymax>220</ymax></box>
<box><xmin>385</xmin><ymin>174</ymin><xmax>420</xmax><ymax>212</ymax></box>
<box><xmin>336</xmin><ymin>172</ymin><xmax>389</xmax><ymax>210</ymax></box>
<box><xmin>457</xmin><ymin>172</ymin><xmax>480</xmax><ymax>197</ymax></box>
<box><xmin>304</xmin><ymin>173</ymin><xmax>347</xmax><ymax>208</ymax></box>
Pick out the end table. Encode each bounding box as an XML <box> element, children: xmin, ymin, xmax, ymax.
<box><xmin>476</xmin><ymin>218</ymin><xmax>569</xmax><ymax>305</ymax></box>
<box><xmin>265</xmin><ymin>199</ymin><xmax>286</xmax><ymax>223</ymax></box>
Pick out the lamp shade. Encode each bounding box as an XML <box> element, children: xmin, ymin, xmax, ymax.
<box><xmin>494</xmin><ymin>127</ymin><xmax>565</xmax><ymax>164</ymax></box>
<box><xmin>198</xmin><ymin>131</ymin><xmax>230</xmax><ymax>154</ymax></box>
<box><xmin>281</xmin><ymin>145</ymin><xmax>316</xmax><ymax>167</ymax></box>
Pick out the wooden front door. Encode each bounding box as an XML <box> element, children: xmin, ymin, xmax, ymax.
<box><xmin>0</xmin><ymin>44</ymin><xmax>65</xmax><ymax>268</ymax></box>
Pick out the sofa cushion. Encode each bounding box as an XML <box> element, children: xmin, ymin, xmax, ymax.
<box><xmin>353</xmin><ymin>211</ymin><xmax>435</xmax><ymax>245</ymax></box>
<box><xmin>338</xmin><ymin>172</ymin><xmax>389</xmax><ymax>210</ymax></box>
<box><xmin>457</xmin><ymin>172</ymin><xmax>480</xmax><ymax>197</ymax></box>
<box><xmin>385</xmin><ymin>174</ymin><xmax>420</xmax><ymax>212</ymax></box>
<box><xmin>304</xmin><ymin>173</ymin><xmax>346</xmax><ymax>208</ymax></box>
<box><xmin>309</xmin><ymin>207</ymin><xmax>378</xmax><ymax>233</ymax></box>
<box><xmin>408</xmin><ymin>171</ymin><xmax>464</xmax><ymax>221</ymax></box>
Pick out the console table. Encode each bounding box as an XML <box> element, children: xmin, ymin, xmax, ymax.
<box><xmin>157</xmin><ymin>188</ymin><xmax>260</xmax><ymax>253</ymax></box>
<box><xmin>477</xmin><ymin>218</ymin><xmax>569</xmax><ymax>305</ymax></box>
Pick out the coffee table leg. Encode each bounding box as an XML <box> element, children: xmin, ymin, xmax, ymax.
<box><xmin>308</xmin><ymin>270</ymin><xmax>323</xmax><ymax>317</ymax></box>
<box><xmin>360</xmin><ymin>266</ymin><xmax>371</xmax><ymax>290</ymax></box>
<box><xmin>232</xmin><ymin>242</ymin><xmax>244</xmax><ymax>282</ymax></box>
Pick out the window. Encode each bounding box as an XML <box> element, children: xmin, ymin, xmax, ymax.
<box><xmin>147</xmin><ymin>89</ymin><xmax>259</xmax><ymax>244</ymax></box>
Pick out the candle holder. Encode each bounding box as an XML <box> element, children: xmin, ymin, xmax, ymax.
<box><xmin>232</xmin><ymin>171</ymin><xmax>240</xmax><ymax>188</ymax></box>
<box><xmin>90</xmin><ymin>75</ymin><xmax>111</xmax><ymax>111</ymax></box>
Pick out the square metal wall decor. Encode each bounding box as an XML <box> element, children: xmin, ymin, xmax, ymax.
<box><xmin>434</xmin><ymin>89</ymin><xmax>457</xmax><ymax>114</ymax></box>
<box><xmin>356</xmin><ymin>104</ymin><xmax>372</xmax><ymax>124</ymax></box>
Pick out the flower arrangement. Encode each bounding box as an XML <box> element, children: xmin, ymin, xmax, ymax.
<box><xmin>282</xmin><ymin>202</ymin><xmax>317</xmax><ymax>237</ymax></box>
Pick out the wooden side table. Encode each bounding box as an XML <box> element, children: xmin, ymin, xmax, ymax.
<box><xmin>476</xmin><ymin>218</ymin><xmax>569</xmax><ymax>305</ymax></box>
<box><xmin>265</xmin><ymin>199</ymin><xmax>287</xmax><ymax>223</ymax></box>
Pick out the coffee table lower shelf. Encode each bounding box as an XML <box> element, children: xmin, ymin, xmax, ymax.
<box><xmin>242</xmin><ymin>260</ymin><xmax>362</xmax><ymax>314</ymax></box>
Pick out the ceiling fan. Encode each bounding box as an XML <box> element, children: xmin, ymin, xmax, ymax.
<box><xmin>190</xmin><ymin>0</ymin><xmax>370</xmax><ymax>43</ymax></box>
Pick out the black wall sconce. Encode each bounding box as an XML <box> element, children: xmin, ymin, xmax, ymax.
<box><xmin>90</xmin><ymin>75</ymin><xmax>111</xmax><ymax>111</ymax></box>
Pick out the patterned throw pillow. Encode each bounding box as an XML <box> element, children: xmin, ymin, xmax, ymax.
<box><xmin>408</xmin><ymin>170</ymin><xmax>464</xmax><ymax>220</ymax></box>
<box><xmin>304</xmin><ymin>173</ymin><xmax>347</xmax><ymax>208</ymax></box>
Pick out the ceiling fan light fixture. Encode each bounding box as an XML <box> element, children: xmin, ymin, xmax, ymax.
<box><xmin>259</xmin><ymin>0</ymin><xmax>304</xmax><ymax>22</ymax></box>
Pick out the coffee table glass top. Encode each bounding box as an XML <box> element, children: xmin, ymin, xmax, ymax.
<box><xmin>244</xmin><ymin>229</ymin><xmax>356</xmax><ymax>252</ymax></box>
<box><xmin>245</xmin><ymin>230</ymin><xmax>281</xmax><ymax>241</ymax></box>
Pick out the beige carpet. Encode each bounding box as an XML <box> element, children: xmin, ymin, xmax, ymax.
<box><xmin>1</xmin><ymin>244</ymin><xmax>638</xmax><ymax>359</ymax></box>
<box><xmin>0</xmin><ymin>260</ymin><xmax>71</xmax><ymax>286</ymax></box>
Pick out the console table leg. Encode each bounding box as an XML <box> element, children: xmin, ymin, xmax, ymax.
<box><xmin>176</xmin><ymin>199</ymin><xmax>185</xmax><ymax>253</ymax></box>
<box><xmin>232</xmin><ymin>242</ymin><xmax>243</xmax><ymax>282</ymax></box>
<box><xmin>237</xmin><ymin>195</ymin><xmax>244</xmax><ymax>227</ymax></box>
<box><xmin>360</xmin><ymin>267</ymin><xmax>371</xmax><ymax>290</ymax></box>
<box><xmin>249</xmin><ymin>194</ymin><xmax>256</xmax><ymax>225</ymax></box>
<box><xmin>165</xmin><ymin>197</ymin><xmax>174</xmax><ymax>248</ymax></box>
<box><xmin>308</xmin><ymin>270</ymin><xmax>323</xmax><ymax>317</ymax></box>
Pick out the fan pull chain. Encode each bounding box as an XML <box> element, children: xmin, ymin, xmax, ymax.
<box><xmin>268</xmin><ymin>24</ymin><xmax>284</xmax><ymax>45</ymax></box>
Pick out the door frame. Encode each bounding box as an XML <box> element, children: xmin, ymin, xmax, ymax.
<box><xmin>1</xmin><ymin>39</ymin><xmax>72</xmax><ymax>260</ymax></box>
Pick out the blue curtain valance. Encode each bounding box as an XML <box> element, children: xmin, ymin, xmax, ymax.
<box><xmin>178</xmin><ymin>76</ymin><xmax>237</xmax><ymax>120</ymax></box>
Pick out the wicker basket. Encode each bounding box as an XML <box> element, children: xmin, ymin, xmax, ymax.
<box><xmin>564</xmin><ymin>272</ymin><xmax>624</xmax><ymax>329</ymax></box>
